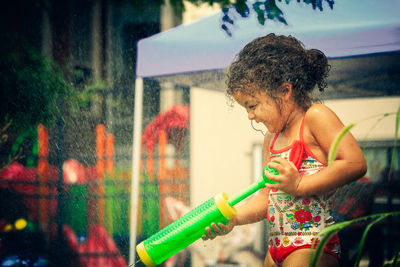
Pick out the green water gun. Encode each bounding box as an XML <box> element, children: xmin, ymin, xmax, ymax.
<box><xmin>136</xmin><ymin>166</ymin><xmax>278</xmax><ymax>266</ymax></box>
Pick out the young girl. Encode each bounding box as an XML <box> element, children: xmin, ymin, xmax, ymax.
<box><xmin>202</xmin><ymin>34</ymin><xmax>367</xmax><ymax>267</ymax></box>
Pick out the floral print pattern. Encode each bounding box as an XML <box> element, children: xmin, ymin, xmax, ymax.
<box><xmin>268</xmin><ymin>152</ymin><xmax>336</xmax><ymax>248</ymax></box>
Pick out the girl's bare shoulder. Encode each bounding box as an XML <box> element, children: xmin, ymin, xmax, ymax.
<box><xmin>305</xmin><ymin>104</ymin><xmax>342</xmax><ymax>128</ymax></box>
<box><xmin>303</xmin><ymin>104</ymin><xmax>347</xmax><ymax>154</ymax></box>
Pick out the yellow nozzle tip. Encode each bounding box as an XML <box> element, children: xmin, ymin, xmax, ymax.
<box><xmin>215</xmin><ymin>192</ymin><xmax>236</xmax><ymax>219</ymax></box>
<box><xmin>136</xmin><ymin>242</ymin><xmax>156</xmax><ymax>267</ymax></box>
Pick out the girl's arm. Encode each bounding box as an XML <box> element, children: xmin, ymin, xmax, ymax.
<box><xmin>231</xmin><ymin>187</ymin><xmax>269</xmax><ymax>225</ymax></box>
<box><xmin>202</xmin><ymin>188</ymin><xmax>268</xmax><ymax>240</ymax></box>
<box><xmin>266</xmin><ymin>104</ymin><xmax>367</xmax><ymax>197</ymax></box>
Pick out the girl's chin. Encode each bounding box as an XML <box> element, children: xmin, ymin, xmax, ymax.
<box><xmin>265</xmin><ymin>124</ymin><xmax>284</xmax><ymax>134</ymax></box>
<box><xmin>266</xmin><ymin>127</ymin><xmax>280</xmax><ymax>134</ymax></box>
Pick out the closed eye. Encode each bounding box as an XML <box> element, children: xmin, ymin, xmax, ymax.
<box><xmin>248</xmin><ymin>104</ymin><xmax>256</xmax><ymax>110</ymax></box>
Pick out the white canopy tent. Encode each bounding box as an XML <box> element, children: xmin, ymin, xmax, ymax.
<box><xmin>136</xmin><ymin>0</ymin><xmax>400</xmax><ymax>77</ymax></box>
<box><xmin>129</xmin><ymin>0</ymin><xmax>400</xmax><ymax>265</ymax></box>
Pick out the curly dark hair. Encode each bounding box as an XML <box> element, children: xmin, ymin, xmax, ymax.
<box><xmin>226</xmin><ymin>33</ymin><xmax>330</xmax><ymax>111</ymax></box>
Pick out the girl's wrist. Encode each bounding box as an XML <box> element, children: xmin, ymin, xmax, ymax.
<box><xmin>230</xmin><ymin>216</ymin><xmax>239</xmax><ymax>226</ymax></box>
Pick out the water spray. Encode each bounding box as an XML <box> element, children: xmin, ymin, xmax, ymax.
<box><xmin>136</xmin><ymin>165</ymin><xmax>278</xmax><ymax>266</ymax></box>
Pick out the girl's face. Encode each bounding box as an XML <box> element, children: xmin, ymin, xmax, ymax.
<box><xmin>233</xmin><ymin>90</ymin><xmax>285</xmax><ymax>133</ymax></box>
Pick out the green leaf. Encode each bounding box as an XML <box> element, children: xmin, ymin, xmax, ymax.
<box><xmin>310</xmin><ymin>220</ymin><xmax>352</xmax><ymax>267</ymax></box>
<box><xmin>391</xmin><ymin>250</ymin><xmax>400</xmax><ymax>266</ymax></box>
<box><xmin>328</xmin><ymin>123</ymin><xmax>356</xmax><ymax>166</ymax></box>
<box><xmin>253</xmin><ymin>2</ymin><xmax>266</xmax><ymax>25</ymax></box>
<box><xmin>389</xmin><ymin>105</ymin><xmax>400</xmax><ymax>179</ymax></box>
<box><xmin>354</xmin><ymin>215</ymin><xmax>389</xmax><ymax>267</ymax></box>
<box><xmin>381</xmin><ymin>250</ymin><xmax>400</xmax><ymax>266</ymax></box>
<box><xmin>265</xmin><ymin>0</ymin><xmax>287</xmax><ymax>24</ymax></box>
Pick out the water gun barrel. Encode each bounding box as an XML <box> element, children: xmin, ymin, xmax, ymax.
<box><xmin>136</xmin><ymin>166</ymin><xmax>278</xmax><ymax>266</ymax></box>
<box><xmin>136</xmin><ymin>192</ymin><xmax>236</xmax><ymax>266</ymax></box>
<box><xmin>228</xmin><ymin>166</ymin><xmax>279</xmax><ymax>206</ymax></box>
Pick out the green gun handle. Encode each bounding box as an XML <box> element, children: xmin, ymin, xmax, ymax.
<box><xmin>136</xmin><ymin>192</ymin><xmax>235</xmax><ymax>266</ymax></box>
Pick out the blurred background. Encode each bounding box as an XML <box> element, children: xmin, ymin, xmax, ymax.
<box><xmin>0</xmin><ymin>0</ymin><xmax>399</xmax><ymax>267</ymax></box>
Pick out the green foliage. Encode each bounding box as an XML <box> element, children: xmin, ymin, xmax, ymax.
<box><xmin>390</xmin><ymin>105</ymin><xmax>400</xmax><ymax>177</ymax></box>
<box><xmin>309</xmin><ymin>212</ymin><xmax>400</xmax><ymax>267</ymax></box>
<box><xmin>328</xmin><ymin>109</ymin><xmax>399</xmax><ymax>168</ymax></box>
<box><xmin>382</xmin><ymin>251</ymin><xmax>400</xmax><ymax>267</ymax></box>
<box><xmin>127</xmin><ymin>0</ymin><xmax>334</xmax><ymax>36</ymax></box>
<box><xmin>0</xmin><ymin>33</ymin><xmax>74</xmax><ymax>134</ymax></box>
<box><xmin>354</xmin><ymin>215</ymin><xmax>389</xmax><ymax>266</ymax></box>
<box><xmin>215</xmin><ymin>0</ymin><xmax>334</xmax><ymax>36</ymax></box>
<box><xmin>76</xmin><ymin>80</ymin><xmax>108</xmax><ymax>109</ymax></box>
<box><xmin>315</xmin><ymin>107</ymin><xmax>400</xmax><ymax>267</ymax></box>
<box><xmin>328</xmin><ymin>123</ymin><xmax>355</xmax><ymax>166</ymax></box>
<box><xmin>0</xmin><ymin>122</ymin><xmax>22</xmax><ymax>169</ymax></box>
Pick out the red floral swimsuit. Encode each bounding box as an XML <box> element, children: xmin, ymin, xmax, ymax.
<box><xmin>267</xmin><ymin>116</ymin><xmax>340</xmax><ymax>265</ymax></box>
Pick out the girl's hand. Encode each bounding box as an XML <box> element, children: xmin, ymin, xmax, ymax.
<box><xmin>201</xmin><ymin>219</ymin><xmax>236</xmax><ymax>240</ymax></box>
<box><xmin>265</xmin><ymin>157</ymin><xmax>301</xmax><ymax>196</ymax></box>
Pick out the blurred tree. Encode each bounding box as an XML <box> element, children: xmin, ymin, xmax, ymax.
<box><xmin>0</xmin><ymin>33</ymin><xmax>74</xmax><ymax>168</ymax></box>
<box><xmin>203</xmin><ymin>0</ymin><xmax>333</xmax><ymax>36</ymax></box>
<box><xmin>132</xmin><ymin>0</ymin><xmax>334</xmax><ymax>36</ymax></box>
<box><xmin>0</xmin><ymin>34</ymin><xmax>73</xmax><ymax>134</ymax></box>
<box><xmin>0</xmin><ymin>0</ymin><xmax>75</xmax><ymax>168</ymax></box>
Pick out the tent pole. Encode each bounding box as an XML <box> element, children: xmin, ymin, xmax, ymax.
<box><xmin>129</xmin><ymin>77</ymin><xmax>144</xmax><ymax>266</ymax></box>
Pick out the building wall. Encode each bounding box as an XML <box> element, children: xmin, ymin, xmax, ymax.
<box><xmin>190</xmin><ymin>87</ymin><xmax>264</xmax><ymax>206</ymax></box>
<box><xmin>325</xmin><ymin>97</ymin><xmax>400</xmax><ymax>141</ymax></box>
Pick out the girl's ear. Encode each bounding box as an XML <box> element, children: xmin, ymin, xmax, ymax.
<box><xmin>281</xmin><ymin>82</ymin><xmax>293</xmax><ymax>101</ymax></box>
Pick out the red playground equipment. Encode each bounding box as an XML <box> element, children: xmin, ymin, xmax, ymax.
<box><xmin>0</xmin><ymin>123</ymin><xmax>127</xmax><ymax>267</ymax></box>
